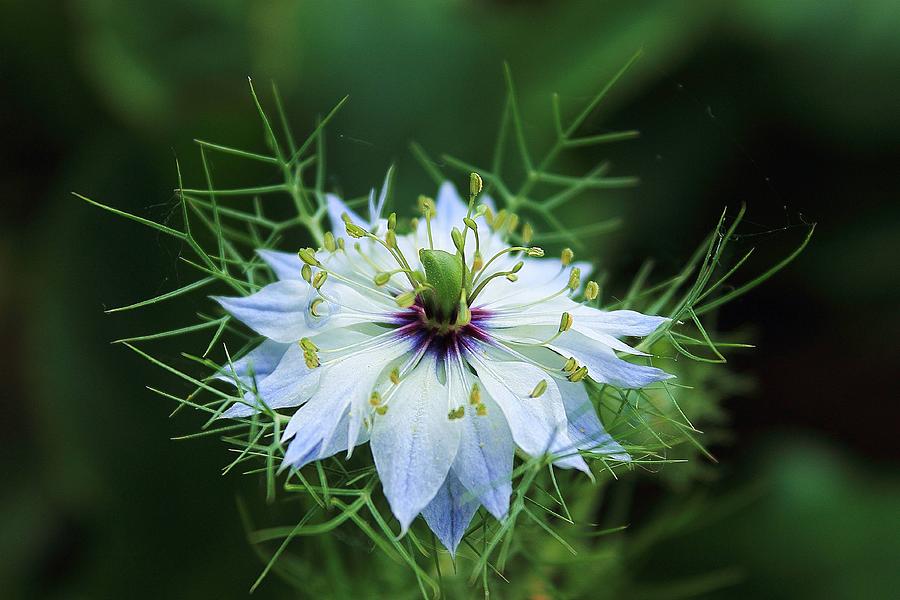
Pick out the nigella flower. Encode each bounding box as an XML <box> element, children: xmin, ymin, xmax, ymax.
<box><xmin>213</xmin><ymin>173</ymin><xmax>671</xmax><ymax>554</ymax></box>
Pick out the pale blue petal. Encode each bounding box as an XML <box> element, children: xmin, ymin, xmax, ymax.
<box><xmin>422</xmin><ymin>470</ymin><xmax>479</xmax><ymax>556</ymax></box>
<box><xmin>453</xmin><ymin>392</ymin><xmax>513</xmax><ymax>520</ymax></box>
<box><xmin>213</xmin><ymin>280</ymin><xmax>312</xmax><ymax>343</ymax></box>
<box><xmin>327</xmin><ymin>192</ymin><xmax>367</xmax><ymax>239</ymax></box>
<box><xmin>470</xmin><ymin>356</ymin><xmax>588</xmax><ymax>473</ymax></box>
<box><xmin>256</xmin><ymin>249</ymin><xmax>303</xmax><ymax>281</ymax></box>
<box><xmin>371</xmin><ymin>357</ymin><xmax>461</xmax><ymax>532</ymax></box>
<box><xmin>551</xmin><ymin>331</ymin><xmax>672</xmax><ymax>389</ymax></box>
<box><xmin>434</xmin><ymin>181</ymin><xmax>468</xmax><ymax>239</ymax></box>
<box><xmin>574</xmin><ymin>309</ymin><xmax>668</xmax><ymax>338</ymax></box>
<box><xmin>214</xmin><ymin>339</ymin><xmax>290</xmax><ymax>387</ymax></box>
<box><xmin>558</xmin><ymin>379</ymin><xmax>630</xmax><ymax>461</ymax></box>
<box><xmin>222</xmin><ymin>344</ymin><xmax>320</xmax><ymax>418</ymax></box>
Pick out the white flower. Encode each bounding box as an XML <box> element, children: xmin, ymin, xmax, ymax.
<box><xmin>213</xmin><ymin>176</ymin><xmax>671</xmax><ymax>553</ymax></box>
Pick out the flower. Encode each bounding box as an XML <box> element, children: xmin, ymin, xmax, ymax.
<box><xmin>213</xmin><ymin>176</ymin><xmax>671</xmax><ymax>554</ymax></box>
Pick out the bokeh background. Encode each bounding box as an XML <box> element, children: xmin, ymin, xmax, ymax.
<box><xmin>2</xmin><ymin>1</ymin><xmax>898</xmax><ymax>598</ymax></box>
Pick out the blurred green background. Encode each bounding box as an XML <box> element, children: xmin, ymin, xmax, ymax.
<box><xmin>2</xmin><ymin>1</ymin><xmax>898</xmax><ymax>598</ymax></box>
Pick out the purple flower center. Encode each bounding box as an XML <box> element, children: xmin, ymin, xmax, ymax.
<box><xmin>391</xmin><ymin>298</ymin><xmax>492</xmax><ymax>359</ymax></box>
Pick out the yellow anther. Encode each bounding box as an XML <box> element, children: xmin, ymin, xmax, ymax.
<box><xmin>522</xmin><ymin>223</ymin><xmax>534</xmax><ymax>244</ymax></box>
<box><xmin>562</xmin><ymin>357</ymin><xmax>578</xmax><ymax>373</ymax></box>
<box><xmin>568</xmin><ymin>366</ymin><xmax>588</xmax><ymax>382</ymax></box>
<box><xmin>469</xmin><ymin>383</ymin><xmax>481</xmax><ymax>405</ymax></box>
<box><xmin>530</xmin><ymin>379</ymin><xmax>548</xmax><ymax>398</ymax></box>
<box><xmin>568</xmin><ymin>267</ymin><xmax>581</xmax><ymax>291</ymax></box>
<box><xmin>374</xmin><ymin>272</ymin><xmax>392</xmax><ymax>287</ymax></box>
<box><xmin>337</xmin><ymin>238</ymin><xmax>346</xmax><ymax>251</ymax></box>
<box><xmin>507</xmin><ymin>213</ymin><xmax>519</xmax><ymax>234</ymax></box>
<box><xmin>298</xmin><ymin>247</ymin><xmax>320</xmax><ymax>267</ymax></box>
<box><xmin>470</xmin><ymin>172</ymin><xmax>484</xmax><ymax>197</ymax></box>
<box><xmin>387</xmin><ymin>212</ymin><xmax>397</xmax><ymax>231</ymax></box>
<box><xmin>559</xmin><ymin>312</ymin><xmax>573</xmax><ymax>333</ymax></box>
<box><xmin>472</xmin><ymin>251</ymin><xmax>484</xmax><ymax>272</ymax></box>
<box><xmin>299</xmin><ymin>337</ymin><xmax>318</xmax><ymax>352</ymax></box>
<box><xmin>304</xmin><ymin>354</ymin><xmax>320</xmax><ymax>369</ymax></box>
<box><xmin>417</xmin><ymin>195</ymin><xmax>435</xmax><ymax>216</ymax></box>
<box><xmin>585</xmin><ymin>280</ymin><xmax>599</xmax><ymax>301</ymax></box>
<box><xmin>475</xmin><ymin>404</ymin><xmax>487</xmax><ymax>416</ymax></box>
<box><xmin>463</xmin><ymin>217</ymin><xmax>478</xmax><ymax>231</ymax></box>
<box><xmin>493</xmin><ymin>209</ymin><xmax>508</xmax><ymax>230</ymax></box>
<box><xmin>301</xmin><ymin>264</ymin><xmax>312</xmax><ymax>283</ymax></box>
<box><xmin>561</xmin><ymin>248</ymin><xmax>574</xmax><ymax>266</ymax></box>
<box><xmin>451</xmin><ymin>227</ymin><xmax>464</xmax><ymax>253</ymax></box>
<box><xmin>312</xmin><ymin>271</ymin><xmax>328</xmax><ymax>289</ymax></box>
<box><xmin>323</xmin><ymin>232</ymin><xmax>336</xmax><ymax>253</ymax></box>
<box><xmin>345</xmin><ymin>222</ymin><xmax>366</xmax><ymax>239</ymax></box>
<box><xmin>375</xmin><ymin>405</ymin><xmax>389</xmax><ymax>415</ymax></box>
<box><xmin>389</xmin><ymin>368</ymin><xmax>401</xmax><ymax>385</ymax></box>
<box><xmin>341</xmin><ymin>212</ymin><xmax>353</xmax><ymax>223</ymax></box>
<box><xmin>395</xmin><ymin>291</ymin><xmax>417</xmax><ymax>308</ymax></box>
<box><xmin>447</xmin><ymin>406</ymin><xmax>465</xmax><ymax>420</ymax></box>
<box><xmin>456</xmin><ymin>291</ymin><xmax>471</xmax><ymax>326</ymax></box>
<box><xmin>369</xmin><ymin>391</ymin><xmax>382</xmax><ymax>406</ymax></box>
<box><xmin>511</xmin><ymin>261</ymin><xmax>524</xmax><ymax>273</ymax></box>
<box><xmin>309</xmin><ymin>298</ymin><xmax>325</xmax><ymax>317</ymax></box>
<box><xmin>526</xmin><ymin>247</ymin><xmax>544</xmax><ymax>257</ymax></box>
<box><xmin>385</xmin><ymin>229</ymin><xmax>397</xmax><ymax>249</ymax></box>
<box><xmin>505</xmin><ymin>273</ymin><xmax>519</xmax><ymax>282</ymax></box>
<box><xmin>483</xmin><ymin>206</ymin><xmax>495</xmax><ymax>226</ymax></box>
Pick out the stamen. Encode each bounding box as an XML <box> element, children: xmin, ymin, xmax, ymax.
<box><xmin>561</xmin><ymin>247</ymin><xmax>574</xmax><ymax>266</ymax></box>
<box><xmin>301</xmin><ymin>264</ymin><xmax>312</xmax><ymax>283</ymax></box>
<box><xmin>585</xmin><ymin>280</ymin><xmax>599</xmax><ymax>301</ymax></box>
<box><xmin>568</xmin><ymin>365</ymin><xmax>588</xmax><ymax>382</ymax></box>
<box><xmin>298</xmin><ymin>247</ymin><xmax>320</xmax><ymax>267</ymax></box>
<box><xmin>530</xmin><ymin>379</ymin><xmax>548</xmax><ymax>398</ymax></box>
<box><xmin>323</xmin><ymin>232</ymin><xmax>336</xmax><ymax>253</ymax></box>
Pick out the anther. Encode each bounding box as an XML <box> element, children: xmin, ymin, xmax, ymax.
<box><xmin>475</xmin><ymin>404</ymin><xmax>487</xmax><ymax>416</ymax></box>
<box><xmin>558</xmin><ymin>312</ymin><xmax>573</xmax><ymax>333</ymax></box>
<box><xmin>345</xmin><ymin>222</ymin><xmax>366</xmax><ymax>239</ymax></box>
<box><xmin>298</xmin><ymin>247</ymin><xmax>320</xmax><ymax>267</ymax></box>
<box><xmin>561</xmin><ymin>248</ymin><xmax>574</xmax><ymax>266</ymax></box>
<box><xmin>469</xmin><ymin>383</ymin><xmax>481</xmax><ymax>405</ymax></box>
<box><xmin>447</xmin><ymin>406</ymin><xmax>466</xmax><ymax>420</ymax></box>
<box><xmin>530</xmin><ymin>379</ymin><xmax>548</xmax><ymax>398</ymax></box>
<box><xmin>323</xmin><ymin>232</ymin><xmax>336</xmax><ymax>252</ymax></box>
<box><xmin>395</xmin><ymin>291</ymin><xmax>417</xmax><ymax>308</ymax></box>
<box><xmin>470</xmin><ymin>172</ymin><xmax>484</xmax><ymax>197</ymax></box>
<box><xmin>375</xmin><ymin>405</ymin><xmax>389</xmax><ymax>415</ymax></box>
<box><xmin>301</xmin><ymin>264</ymin><xmax>312</xmax><ymax>283</ymax></box>
<box><xmin>568</xmin><ymin>267</ymin><xmax>581</xmax><ymax>291</ymax></box>
<box><xmin>562</xmin><ymin>357</ymin><xmax>578</xmax><ymax>373</ymax></box>
<box><xmin>526</xmin><ymin>247</ymin><xmax>544</xmax><ymax>257</ymax></box>
<box><xmin>389</xmin><ymin>368</ymin><xmax>401</xmax><ymax>385</ymax></box>
<box><xmin>493</xmin><ymin>209</ymin><xmax>508</xmax><ymax>230</ymax></box>
<box><xmin>568</xmin><ymin>366</ymin><xmax>588</xmax><ymax>382</ymax></box>
<box><xmin>511</xmin><ymin>261</ymin><xmax>524</xmax><ymax>273</ymax></box>
<box><xmin>522</xmin><ymin>223</ymin><xmax>534</xmax><ymax>244</ymax></box>
<box><xmin>312</xmin><ymin>271</ymin><xmax>328</xmax><ymax>289</ymax></box>
<box><xmin>374</xmin><ymin>272</ymin><xmax>392</xmax><ymax>287</ymax></box>
<box><xmin>507</xmin><ymin>213</ymin><xmax>519</xmax><ymax>234</ymax></box>
<box><xmin>451</xmin><ymin>227</ymin><xmax>465</xmax><ymax>253</ymax></box>
<box><xmin>369</xmin><ymin>391</ymin><xmax>382</xmax><ymax>406</ymax></box>
<box><xmin>505</xmin><ymin>273</ymin><xmax>519</xmax><ymax>282</ymax></box>
<box><xmin>309</xmin><ymin>298</ymin><xmax>325</xmax><ymax>317</ymax></box>
<box><xmin>463</xmin><ymin>217</ymin><xmax>478</xmax><ymax>231</ymax></box>
<box><xmin>472</xmin><ymin>251</ymin><xmax>484</xmax><ymax>272</ymax></box>
<box><xmin>387</xmin><ymin>212</ymin><xmax>397</xmax><ymax>231</ymax></box>
<box><xmin>385</xmin><ymin>229</ymin><xmax>397</xmax><ymax>249</ymax></box>
<box><xmin>456</xmin><ymin>290</ymin><xmax>471</xmax><ymax>326</ymax></box>
<box><xmin>585</xmin><ymin>281</ymin><xmax>599</xmax><ymax>301</ymax></box>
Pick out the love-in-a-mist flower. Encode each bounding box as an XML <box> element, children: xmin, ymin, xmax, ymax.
<box><xmin>214</xmin><ymin>173</ymin><xmax>671</xmax><ymax>554</ymax></box>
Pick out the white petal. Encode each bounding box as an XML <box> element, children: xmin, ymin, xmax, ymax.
<box><xmin>215</xmin><ymin>339</ymin><xmax>290</xmax><ymax>387</ymax></box>
<box><xmin>550</xmin><ymin>331</ymin><xmax>672</xmax><ymax>389</ymax></box>
<box><xmin>327</xmin><ymin>192</ymin><xmax>367</xmax><ymax>240</ymax></box>
<box><xmin>422</xmin><ymin>470</ymin><xmax>479</xmax><ymax>556</ymax></box>
<box><xmin>223</xmin><ymin>343</ymin><xmax>320</xmax><ymax>418</ymax></box>
<box><xmin>468</xmin><ymin>354</ymin><xmax>588</xmax><ymax>472</ymax></box>
<box><xmin>371</xmin><ymin>356</ymin><xmax>461</xmax><ymax>532</ymax></box>
<box><xmin>452</xmin><ymin>390</ymin><xmax>514</xmax><ymax>520</ymax></box>
<box><xmin>557</xmin><ymin>379</ymin><xmax>630</xmax><ymax>461</ymax></box>
<box><xmin>257</xmin><ymin>249</ymin><xmax>303</xmax><ymax>281</ymax></box>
